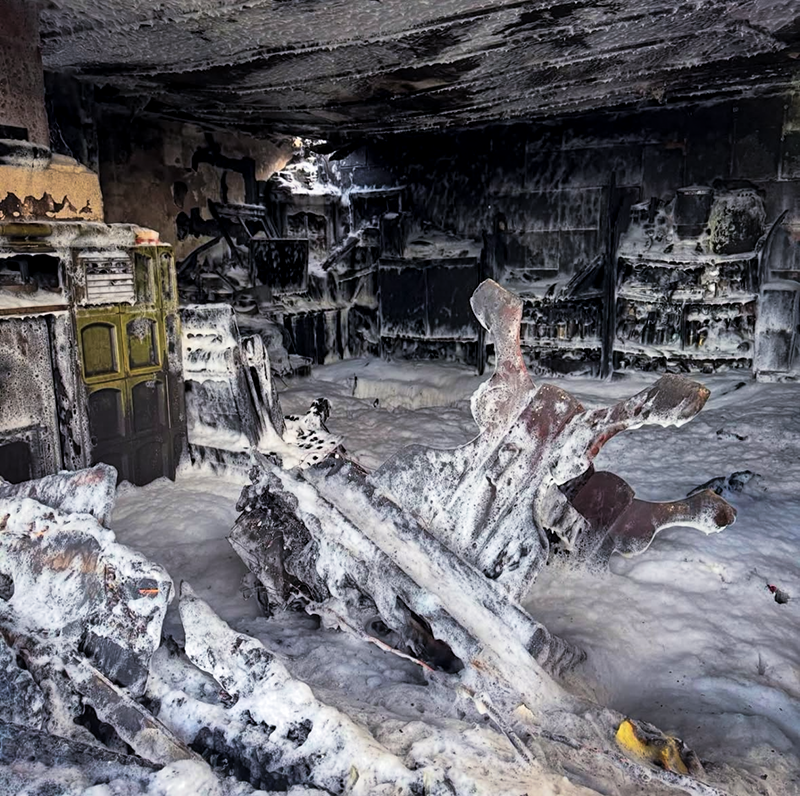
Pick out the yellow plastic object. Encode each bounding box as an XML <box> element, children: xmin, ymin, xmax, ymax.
<box><xmin>615</xmin><ymin>718</ymin><xmax>690</xmax><ymax>775</ymax></box>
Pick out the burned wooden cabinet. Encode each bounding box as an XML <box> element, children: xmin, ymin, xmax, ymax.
<box><xmin>377</xmin><ymin>256</ymin><xmax>482</xmax><ymax>363</ymax></box>
<box><xmin>75</xmin><ymin>246</ymin><xmax>185</xmax><ymax>485</ymax></box>
<box><xmin>614</xmin><ymin>190</ymin><xmax>764</xmax><ymax>372</ymax></box>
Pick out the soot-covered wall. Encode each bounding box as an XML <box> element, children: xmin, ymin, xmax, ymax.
<box><xmin>98</xmin><ymin>118</ymin><xmax>293</xmax><ymax>261</ymax></box>
<box><xmin>367</xmin><ymin>93</ymin><xmax>800</xmax><ymax>285</ymax></box>
<box><xmin>45</xmin><ymin>78</ymin><xmax>294</xmax><ymax>261</ymax></box>
<box><xmin>0</xmin><ymin>0</ymin><xmax>49</xmax><ymax>146</ymax></box>
<box><xmin>43</xmin><ymin>77</ymin><xmax>800</xmax><ymax>375</ymax></box>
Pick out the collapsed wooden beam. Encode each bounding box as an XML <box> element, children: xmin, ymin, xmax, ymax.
<box><xmin>178</xmin><ymin>582</ymin><xmax>453</xmax><ymax>795</ymax></box>
<box><xmin>0</xmin><ymin>718</ymin><xmax>158</xmax><ymax>778</ymax></box>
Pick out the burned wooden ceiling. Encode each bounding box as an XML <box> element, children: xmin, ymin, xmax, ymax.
<box><xmin>40</xmin><ymin>0</ymin><xmax>800</xmax><ymax>136</ymax></box>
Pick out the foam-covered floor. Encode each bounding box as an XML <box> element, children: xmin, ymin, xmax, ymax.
<box><xmin>112</xmin><ymin>362</ymin><xmax>800</xmax><ymax>794</ymax></box>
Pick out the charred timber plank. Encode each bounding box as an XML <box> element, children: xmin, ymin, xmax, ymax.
<box><xmin>63</xmin><ymin>655</ymin><xmax>202</xmax><ymax>766</ymax></box>
<box><xmin>179</xmin><ymin>583</ymin><xmax>449</xmax><ymax>795</ymax></box>
<box><xmin>0</xmin><ymin>717</ymin><xmax>157</xmax><ymax>776</ymax></box>
<box><xmin>274</xmin><ymin>461</ymin><xmax>583</xmax><ymax>706</ymax></box>
<box><xmin>0</xmin><ymin>304</ymin><xmax>68</xmax><ymax>317</ymax></box>
<box><xmin>0</xmin><ymin>632</ymin><xmax>45</xmax><ymax>729</ymax></box>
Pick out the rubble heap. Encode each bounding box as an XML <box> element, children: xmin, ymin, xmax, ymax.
<box><xmin>0</xmin><ymin>280</ymin><xmax>742</xmax><ymax>795</ymax></box>
<box><xmin>227</xmin><ymin>279</ymin><xmax>738</xmax><ymax>792</ymax></box>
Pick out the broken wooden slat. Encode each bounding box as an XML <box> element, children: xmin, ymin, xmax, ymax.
<box><xmin>63</xmin><ymin>654</ymin><xmax>201</xmax><ymax>766</ymax></box>
<box><xmin>179</xmin><ymin>582</ymin><xmax>452</xmax><ymax>795</ymax></box>
<box><xmin>0</xmin><ymin>717</ymin><xmax>158</xmax><ymax>777</ymax></box>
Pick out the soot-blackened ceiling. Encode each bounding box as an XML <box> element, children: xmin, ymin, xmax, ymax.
<box><xmin>41</xmin><ymin>0</ymin><xmax>800</xmax><ymax>137</ymax></box>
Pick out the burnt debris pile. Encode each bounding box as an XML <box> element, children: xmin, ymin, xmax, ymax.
<box><xmin>0</xmin><ymin>282</ymin><xmax>741</xmax><ymax>795</ymax></box>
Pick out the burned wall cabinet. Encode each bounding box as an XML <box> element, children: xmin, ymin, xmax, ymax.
<box><xmin>74</xmin><ymin>245</ymin><xmax>185</xmax><ymax>485</ymax></box>
<box><xmin>273</xmin><ymin>265</ymin><xmax>380</xmax><ymax>366</ymax></box>
<box><xmin>0</xmin><ymin>222</ymin><xmax>76</xmax><ymax>484</ymax></box>
<box><xmin>614</xmin><ymin>189</ymin><xmax>764</xmax><ymax>371</ymax></box>
<box><xmin>378</xmin><ymin>256</ymin><xmax>482</xmax><ymax>362</ymax></box>
<box><xmin>281</xmin><ymin>308</ymin><xmax>345</xmax><ymax>365</ymax></box>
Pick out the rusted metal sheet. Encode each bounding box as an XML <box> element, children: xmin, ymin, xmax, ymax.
<box><xmin>373</xmin><ymin>281</ymin><xmax>734</xmax><ymax>596</ymax></box>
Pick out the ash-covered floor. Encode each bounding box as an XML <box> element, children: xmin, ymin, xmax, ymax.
<box><xmin>111</xmin><ymin>362</ymin><xmax>800</xmax><ymax>796</ymax></box>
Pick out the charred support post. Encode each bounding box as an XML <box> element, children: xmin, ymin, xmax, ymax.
<box><xmin>601</xmin><ymin>171</ymin><xmax>619</xmax><ymax>378</ymax></box>
<box><xmin>600</xmin><ymin>174</ymin><xmax>638</xmax><ymax>378</ymax></box>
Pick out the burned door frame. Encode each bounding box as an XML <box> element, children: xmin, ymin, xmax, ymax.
<box><xmin>74</xmin><ymin>245</ymin><xmax>185</xmax><ymax>485</ymax></box>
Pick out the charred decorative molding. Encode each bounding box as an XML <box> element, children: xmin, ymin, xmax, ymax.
<box><xmin>0</xmin><ymin>159</ymin><xmax>103</xmax><ymax>223</ymax></box>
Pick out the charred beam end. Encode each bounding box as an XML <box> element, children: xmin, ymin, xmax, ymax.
<box><xmin>63</xmin><ymin>654</ymin><xmax>202</xmax><ymax>766</ymax></box>
<box><xmin>0</xmin><ymin>717</ymin><xmax>158</xmax><ymax>775</ymax></box>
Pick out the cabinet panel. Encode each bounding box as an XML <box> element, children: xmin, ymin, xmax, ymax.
<box><xmin>124</xmin><ymin>314</ymin><xmax>161</xmax><ymax>372</ymax></box>
<box><xmin>88</xmin><ymin>384</ymin><xmax>126</xmax><ymax>443</ymax></box>
<box><xmin>79</xmin><ymin>316</ymin><xmax>123</xmax><ymax>381</ymax></box>
<box><xmin>134</xmin><ymin>250</ymin><xmax>158</xmax><ymax>307</ymax></box>
<box><xmin>131</xmin><ymin>375</ymin><xmax>167</xmax><ymax>435</ymax></box>
<box><xmin>133</xmin><ymin>440</ymin><xmax>168</xmax><ymax>487</ymax></box>
<box><xmin>0</xmin><ymin>439</ymin><xmax>33</xmax><ymax>483</ymax></box>
<box><xmin>158</xmin><ymin>250</ymin><xmax>178</xmax><ymax>309</ymax></box>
